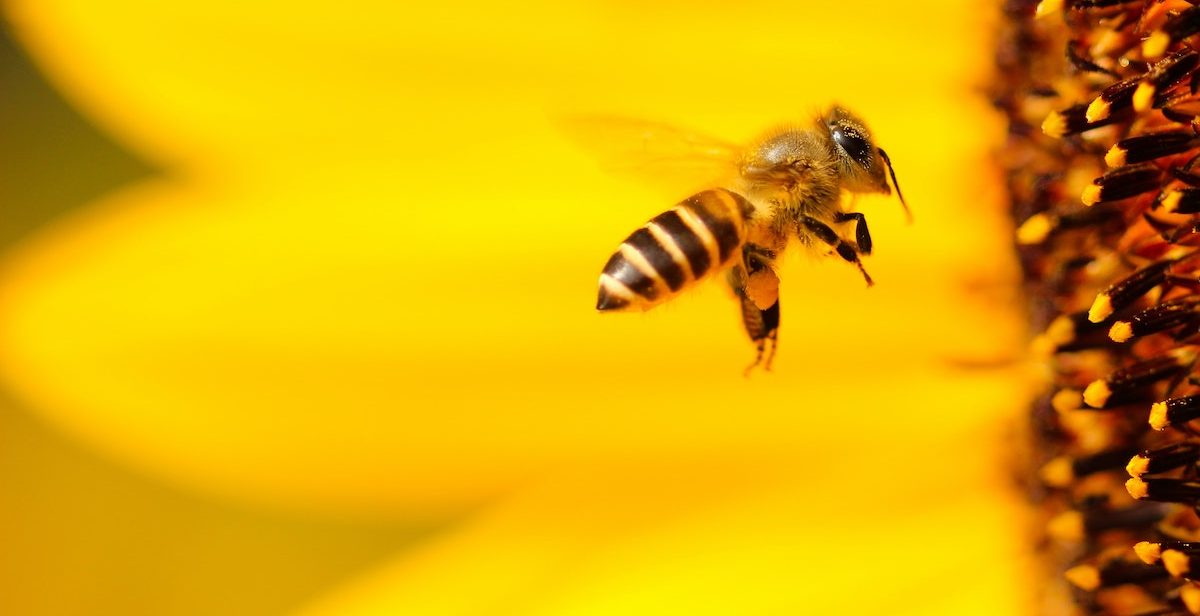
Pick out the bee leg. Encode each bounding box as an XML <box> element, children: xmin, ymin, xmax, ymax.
<box><xmin>833</xmin><ymin>211</ymin><xmax>872</xmax><ymax>255</ymax></box>
<box><xmin>742</xmin><ymin>299</ymin><xmax>780</xmax><ymax>375</ymax></box>
<box><xmin>729</xmin><ymin>253</ymin><xmax>780</xmax><ymax>374</ymax></box>
<box><xmin>801</xmin><ymin>216</ymin><xmax>873</xmax><ymax>286</ymax></box>
<box><xmin>741</xmin><ymin>243</ymin><xmax>779</xmax><ymax>310</ymax></box>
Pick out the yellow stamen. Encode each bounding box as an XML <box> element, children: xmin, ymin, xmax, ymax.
<box><xmin>1035</xmin><ymin>0</ymin><xmax>1063</xmax><ymax>19</ymax></box>
<box><xmin>1104</xmin><ymin>144</ymin><xmax>1126</xmax><ymax>167</ymax></box>
<box><xmin>1088</xmin><ymin>293</ymin><xmax>1113</xmax><ymax>323</ymax></box>
<box><xmin>1086</xmin><ymin>97</ymin><xmax>1111</xmax><ymax>123</ymax></box>
<box><xmin>1162</xmin><ymin>189</ymin><xmax>1183</xmax><ymax>213</ymax></box>
<box><xmin>1126</xmin><ymin>476</ymin><xmax>1149</xmax><ymax>499</ymax></box>
<box><xmin>1064</xmin><ymin>565</ymin><xmax>1101</xmax><ymax>591</ymax></box>
<box><xmin>1133</xmin><ymin>82</ymin><xmax>1156</xmax><ymax>112</ymax></box>
<box><xmin>1126</xmin><ymin>454</ymin><xmax>1150</xmax><ymax>477</ymax></box>
<box><xmin>1150</xmin><ymin>401</ymin><xmax>1170</xmax><ymax>431</ymax></box>
<box><xmin>1163</xmin><ymin>549</ymin><xmax>1191</xmax><ymax>577</ymax></box>
<box><xmin>1016</xmin><ymin>213</ymin><xmax>1053</xmax><ymax>245</ymax></box>
<box><xmin>1047</xmin><ymin>510</ymin><xmax>1084</xmax><ymax>542</ymax></box>
<box><xmin>1042</xmin><ymin>111</ymin><xmax>1069</xmax><ymax>138</ymax></box>
<box><xmin>1039</xmin><ymin>456</ymin><xmax>1074</xmax><ymax>488</ymax></box>
<box><xmin>1052</xmin><ymin>389</ymin><xmax>1083</xmax><ymax>413</ymax></box>
<box><xmin>1108</xmin><ymin>320</ymin><xmax>1133</xmax><ymax>343</ymax></box>
<box><xmin>1082</xmin><ymin>380</ymin><xmax>1111</xmax><ymax>408</ymax></box>
<box><xmin>1182</xmin><ymin>585</ymin><xmax>1200</xmax><ymax>614</ymax></box>
<box><xmin>1134</xmin><ymin>541</ymin><xmax>1162</xmax><ymax>564</ymax></box>
<box><xmin>1144</xmin><ymin>30</ymin><xmax>1171</xmax><ymax>60</ymax></box>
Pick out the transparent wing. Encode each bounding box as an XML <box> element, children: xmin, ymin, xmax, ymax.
<box><xmin>561</xmin><ymin>115</ymin><xmax>742</xmax><ymax>197</ymax></box>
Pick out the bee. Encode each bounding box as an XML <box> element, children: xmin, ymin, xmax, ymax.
<box><xmin>594</xmin><ymin>106</ymin><xmax>908</xmax><ymax>371</ymax></box>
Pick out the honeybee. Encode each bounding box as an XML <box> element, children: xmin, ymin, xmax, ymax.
<box><xmin>593</xmin><ymin>106</ymin><xmax>908</xmax><ymax>371</ymax></box>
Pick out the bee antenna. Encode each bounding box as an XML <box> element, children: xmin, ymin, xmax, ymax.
<box><xmin>878</xmin><ymin>147</ymin><xmax>912</xmax><ymax>224</ymax></box>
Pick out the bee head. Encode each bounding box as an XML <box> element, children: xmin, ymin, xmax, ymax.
<box><xmin>823</xmin><ymin>107</ymin><xmax>908</xmax><ymax>219</ymax></box>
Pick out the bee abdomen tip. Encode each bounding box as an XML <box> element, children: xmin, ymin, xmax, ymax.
<box><xmin>595</xmin><ymin>291</ymin><xmax>626</xmax><ymax>311</ymax></box>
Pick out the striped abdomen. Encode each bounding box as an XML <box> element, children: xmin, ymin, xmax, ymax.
<box><xmin>596</xmin><ymin>188</ymin><xmax>752</xmax><ymax>311</ymax></box>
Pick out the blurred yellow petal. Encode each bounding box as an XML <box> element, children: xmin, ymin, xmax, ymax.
<box><xmin>0</xmin><ymin>0</ymin><xmax>1032</xmax><ymax>613</ymax></box>
<box><xmin>0</xmin><ymin>0</ymin><xmax>1016</xmax><ymax>511</ymax></box>
<box><xmin>295</xmin><ymin>430</ymin><xmax>1032</xmax><ymax>615</ymax></box>
<box><xmin>0</xmin><ymin>170</ymin><xmax>1021</xmax><ymax>514</ymax></box>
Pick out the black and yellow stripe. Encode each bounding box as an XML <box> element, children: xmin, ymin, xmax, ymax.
<box><xmin>597</xmin><ymin>188</ymin><xmax>751</xmax><ymax>311</ymax></box>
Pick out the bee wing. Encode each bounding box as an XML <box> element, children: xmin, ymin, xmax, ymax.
<box><xmin>561</xmin><ymin>115</ymin><xmax>741</xmax><ymax>197</ymax></box>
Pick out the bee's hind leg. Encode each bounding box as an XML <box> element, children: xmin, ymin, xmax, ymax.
<box><xmin>801</xmin><ymin>215</ymin><xmax>873</xmax><ymax>286</ymax></box>
<box><xmin>729</xmin><ymin>247</ymin><xmax>781</xmax><ymax>374</ymax></box>
<box><xmin>740</xmin><ymin>298</ymin><xmax>780</xmax><ymax>375</ymax></box>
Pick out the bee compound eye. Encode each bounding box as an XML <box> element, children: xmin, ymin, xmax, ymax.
<box><xmin>832</xmin><ymin>126</ymin><xmax>872</xmax><ymax>167</ymax></box>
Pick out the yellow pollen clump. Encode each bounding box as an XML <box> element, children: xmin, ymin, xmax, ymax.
<box><xmin>1081</xmin><ymin>184</ymin><xmax>1103</xmax><ymax>206</ymax></box>
<box><xmin>1133</xmin><ymin>82</ymin><xmax>1156</xmax><ymax>112</ymax></box>
<box><xmin>1042</xmin><ymin>111</ymin><xmax>1069</xmax><ymax>138</ymax></box>
<box><xmin>1088</xmin><ymin>293</ymin><xmax>1114</xmax><ymax>323</ymax></box>
<box><xmin>1104</xmin><ymin>144</ymin><xmax>1126</xmax><ymax>167</ymax></box>
<box><xmin>1092</xmin><ymin>28</ymin><xmax>1126</xmax><ymax>56</ymax></box>
<box><xmin>1125</xmin><ymin>455</ymin><xmax>1150</xmax><ymax>477</ymax></box>
<box><xmin>1052</xmin><ymin>389</ymin><xmax>1083</xmax><ymax>413</ymax></box>
<box><xmin>1082</xmin><ymin>380</ymin><xmax>1112</xmax><ymax>408</ymax></box>
<box><xmin>1183</xmin><ymin>585</ymin><xmax>1200</xmax><ymax>614</ymax></box>
<box><xmin>1162</xmin><ymin>189</ymin><xmax>1183</xmax><ymax>213</ymax></box>
<box><xmin>1030</xmin><ymin>335</ymin><xmax>1056</xmax><ymax>357</ymax></box>
<box><xmin>1108</xmin><ymin>321</ymin><xmax>1133</xmax><ymax>343</ymax></box>
<box><xmin>1047</xmin><ymin>510</ymin><xmax>1085</xmax><ymax>542</ymax></box>
<box><xmin>1044</xmin><ymin>315</ymin><xmax>1076</xmax><ymax>344</ymax></box>
<box><xmin>1016</xmin><ymin>213</ymin><xmax>1054</xmax><ymax>245</ymax></box>
<box><xmin>1149</xmin><ymin>401</ymin><xmax>1170</xmax><ymax>430</ymax></box>
<box><xmin>1064</xmin><ymin>565</ymin><xmax>1101</xmax><ymax>591</ymax></box>
<box><xmin>1039</xmin><ymin>457</ymin><xmax>1075</xmax><ymax>488</ymax></box>
<box><xmin>1163</xmin><ymin>549</ymin><xmax>1191</xmax><ymax>577</ymax></box>
<box><xmin>1035</xmin><ymin>0</ymin><xmax>1063</xmax><ymax>19</ymax></box>
<box><xmin>1134</xmin><ymin>541</ymin><xmax>1163</xmax><ymax>564</ymax></box>
<box><xmin>1144</xmin><ymin>30</ymin><xmax>1171</xmax><ymax>59</ymax></box>
<box><xmin>1086</xmin><ymin>97</ymin><xmax>1111</xmax><ymax>123</ymax></box>
<box><xmin>1126</xmin><ymin>476</ymin><xmax>1150</xmax><ymax>500</ymax></box>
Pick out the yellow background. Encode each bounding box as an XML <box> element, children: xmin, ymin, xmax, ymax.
<box><xmin>0</xmin><ymin>1</ymin><xmax>1031</xmax><ymax>614</ymax></box>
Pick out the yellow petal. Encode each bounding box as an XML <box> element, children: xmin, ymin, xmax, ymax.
<box><xmin>0</xmin><ymin>0</ymin><xmax>1014</xmax><ymax>513</ymax></box>
<box><xmin>0</xmin><ymin>0</ymin><xmax>1029</xmax><ymax>612</ymax></box>
<box><xmin>295</xmin><ymin>447</ymin><xmax>1029</xmax><ymax>615</ymax></box>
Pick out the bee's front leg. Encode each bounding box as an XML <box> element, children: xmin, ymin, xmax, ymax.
<box><xmin>833</xmin><ymin>211</ymin><xmax>872</xmax><ymax>255</ymax></box>
<box><xmin>801</xmin><ymin>215</ymin><xmax>873</xmax><ymax>286</ymax></box>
